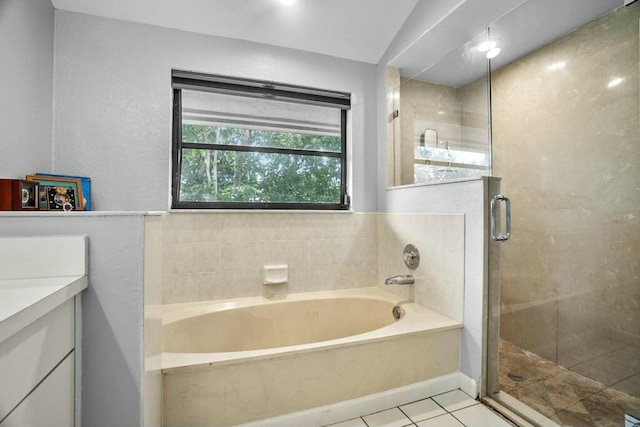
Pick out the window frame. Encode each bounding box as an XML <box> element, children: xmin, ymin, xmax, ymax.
<box><xmin>171</xmin><ymin>70</ymin><xmax>351</xmax><ymax>210</ymax></box>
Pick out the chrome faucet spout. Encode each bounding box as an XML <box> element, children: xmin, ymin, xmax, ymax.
<box><xmin>385</xmin><ymin>274</ymin><xmax>415</xmax><ymax>286</ymax></box>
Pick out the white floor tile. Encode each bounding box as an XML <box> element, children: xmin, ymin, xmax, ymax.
<box><xmin>400</xmin><ymin>398</ymin><xmax>446</xmax><ymax>422</ymax></box>
<box><xmin>432</xmin><ymin>390</ymin><xmax>478</xmax><ymax>412</ymax></box>
<box><xmin>362</xmin><ymin>408</ymin><xmax>413</xmax><ymax>427</ymax></box>
<box><xmin>327</xmin><ymin>417</ymin><xmax>368</xmax><ymax>427</ymax></box>
<box><xmin>452</xmin><ymin>403</ymin><xmax>514</xmax><ymax>427</ymax></box>
<box><xmin>416</xmin><ymin>413</ymin><xmax>464</xmax><ymax>427</ymax></box>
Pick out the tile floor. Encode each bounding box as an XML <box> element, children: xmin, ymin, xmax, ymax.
<box><xmin>325</xmin><ymin>390</ymin><xmax>515</xmax><ymax>427</ymax></box>
<box><xmin>499</xmin><ymin>339</ymin><xmax>640</xmax><ymax>426</ymax></box>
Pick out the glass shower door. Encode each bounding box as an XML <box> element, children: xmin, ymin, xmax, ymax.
<box><xmin>485</xmin><ymin>1</ymin><xmax>640</xmax><ymax>425</ymax></box>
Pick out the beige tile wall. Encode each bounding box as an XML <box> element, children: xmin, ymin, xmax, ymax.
<box><xmin>378</xmin><ymin>213</ymin><xmax>465</xmax><ymax>322</ymax></box>
<box><xmin>159</xmin><ymin>212</ymin><xmax>466</xmax><ymax>325</ymax></box>
<box><xmin>161</xmin><ymin>212</ymin><xmax>378</xmax><ymax>303</ymax></box>
<box><xmin>493</xmin><ymin>4</ymin><xmax>640</xmax><ymax>357</ymax></box>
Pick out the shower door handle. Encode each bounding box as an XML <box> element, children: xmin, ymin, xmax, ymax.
<box><xmin>490</xmin><ymin>194</ymin><xmax>511</xmax><ymax>242</ymax></box>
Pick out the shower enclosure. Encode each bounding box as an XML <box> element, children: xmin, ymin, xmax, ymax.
<box><xmin>485</xmin><ymin>2</ymin><xmax>640</xmax><ymax>425</ymax></box>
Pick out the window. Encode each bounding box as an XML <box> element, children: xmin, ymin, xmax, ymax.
<box><xmin>171</xmin><ymin>70</ymin><xmax>351</xmax><ymax>209</ymax></box>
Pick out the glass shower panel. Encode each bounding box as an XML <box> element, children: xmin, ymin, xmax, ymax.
<box><xmin>486</xmin><ymin>1</ymin><xmax>640</xmax><ymax>424</ymax></box>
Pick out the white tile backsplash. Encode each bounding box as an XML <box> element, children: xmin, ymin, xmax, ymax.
<box><xmin>160</xmin><ymin>212</ymin><xmax>465</xmax><ymax>306</ymax></box>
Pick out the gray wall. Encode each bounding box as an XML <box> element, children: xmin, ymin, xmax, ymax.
<box><xmin>0</xmin><ymin>0</ymin><xmax>54</xmax><ymax>177</ymax></box>
<box><xmin>52</xmin><ymin>11</ymin><xmax>379</xmax><ymax>212</ymax></box>
<box><xmin>0</xmin><ymin>215</ymin><xmax>145</xmax><ymax>427</ymax></box>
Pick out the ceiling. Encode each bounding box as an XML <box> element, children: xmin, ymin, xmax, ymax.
<box><xmin>50</xmin><ymin>0</ymin><xmax>419</xmax><ymax>64</ymax></box>
<box><xmin>390</xmin><ymin>0</ymin><xmax>625</xmax><ymax>87</ymax></box>
<box><xmin>49</xmin><ymin>0</ymin><xmax>627</xmax><ymax>82</ymax></box>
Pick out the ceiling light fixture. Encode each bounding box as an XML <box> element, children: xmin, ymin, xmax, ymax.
<box><xmin>486</xmin><ymin>47</ymin><xmax>501</xmax><ymax>59</ymax></box>
<box><xmin>280</xmin><ymin>0</ymin><xmax>296</xmax><ymax>5</ymax></box>
<box><xmin>547</xmin><ymin>61</ymin><xmax>566</xmax><ymax>71</ymax></box>
<box><xmin>477</xmin><ymin>41</ymin><xmax>497</xmax><ymax>53</ymax></box>
<box><xmin>608</xmin><ymin>77</ymin><xmax>623</xmax><ymax>88</ymax></box>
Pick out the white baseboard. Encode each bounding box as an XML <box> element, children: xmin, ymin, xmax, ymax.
<box><xmin>237</xmin><ymin>371</ymin><xmax>477</xmax><ymax>427</ymax></box>
<box><xmin>457</xmin><ymin>372</ymin><xmax>478</xmax><ymax>398</ymax></box>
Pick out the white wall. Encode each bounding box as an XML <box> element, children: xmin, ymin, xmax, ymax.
<box><xmin>52</xmin><ymin>11</ymin><xmax>379</xmax><ymax>212</ymax></box>
<box><xmin>0</xmin><ymin>0</ymin><xmax>54</xmax><ymax>177</ymax></box>
<box><xmin>0</xmin><ymin>214</ymin><xmax>146</xmax><ymax>427</ymax></box>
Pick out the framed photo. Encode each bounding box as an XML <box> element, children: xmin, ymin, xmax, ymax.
<box><xmin>34</xmin><ymin>173</ymin><xmax>91</xmax><ymax>211</ymax></box>
<box><xmin>47</xmin><ymin>187</ymin><xmax>77</xmax><ymax>211</ymax></box>
<box><xmin>26</xmin><ymin>175</ymin><xmax>84</xmax><ymax>210</ymax></box>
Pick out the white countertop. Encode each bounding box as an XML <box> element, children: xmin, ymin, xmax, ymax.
<box><xmin>0</xmin><ymin>276</ymin><xmax>88</xmax><ymax>343</ymax></box>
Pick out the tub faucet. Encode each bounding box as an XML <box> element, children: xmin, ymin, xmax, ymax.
<box><xmin>385</xmin><ymin>274</ymin><xmax>415</xmax><ymax>286</ymax></box>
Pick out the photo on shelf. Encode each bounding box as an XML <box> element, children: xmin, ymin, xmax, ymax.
<box><xmin>26</xmin><ymin>175</ymin><xmax>85</xmax><ymax>210</ymax></box>
<box><xmin>34</xmin><ymin>173</ymin><xmax>91</xmax><ymax>210</ymax></box>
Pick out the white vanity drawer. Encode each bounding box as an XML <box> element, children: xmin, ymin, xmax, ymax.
<box><xmin>0</xmin><ymin>351</ymin><xmax>74</xmax><ymax>427</ymax></box>
<box><xmin>0</xmin><ymin>298</ymin><xmax>74</xmax><ymax>421</ymax></box>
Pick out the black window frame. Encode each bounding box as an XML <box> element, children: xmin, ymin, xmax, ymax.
<box><xmin>171</xmin><ymin>70</ymin><xmax>351</xmax><ymax>210</ymax></box>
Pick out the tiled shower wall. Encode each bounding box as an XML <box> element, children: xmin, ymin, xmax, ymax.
<box><xmin>154</xmin><ymin>212</ymin><xmax>465</xmax><ymax>323</ymax></box>
<box><xmin>493</xmin><ymin>4</ymin><xmax>640</xmax><ymax>358</ymax></box>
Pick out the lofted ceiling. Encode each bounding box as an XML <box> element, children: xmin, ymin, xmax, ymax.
<box><xmin>50</xmin><ymin>0</ymin><xmax>419</xmax><ymax>64</ymax></box>
<box><xmin>50</xmin><ymin>0</ymin><xmax>627</xmax><ymax>82</ymax></box>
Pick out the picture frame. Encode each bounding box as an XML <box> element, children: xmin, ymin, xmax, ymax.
<box><xmin>26</xmin><ymin>175</ymin><xmax>84</xmax><ymax>211</ymax></box>
<box><xmin>35</xmin><ymin>173</ymin><xmax>92</xmax><ymax>211</ymax></box>
<box><xmin>46</xmin><ymin>186</ymin><xmax>77</xmax><ymax>211</ymax></box>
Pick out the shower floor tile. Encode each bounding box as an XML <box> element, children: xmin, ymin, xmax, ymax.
<box><xmin>499</xmin><ymin>338</ymin><xmax>640</xmax><ymax>427</ymax></box>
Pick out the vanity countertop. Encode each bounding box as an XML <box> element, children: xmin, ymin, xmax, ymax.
<box><xmin>0</xmin><ymin>275</ymin><xmax>87</xmax><ymax>343</ymax></box>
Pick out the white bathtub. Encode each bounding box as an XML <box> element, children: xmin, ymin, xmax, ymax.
<box><xmin>162</xmin><ymin>287</ymin><xmax>462</xmax><ymax>427</ymax></box>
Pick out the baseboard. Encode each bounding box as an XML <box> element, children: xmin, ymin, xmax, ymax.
<box><xmin>236</xmin><ymin>371</ymin><xmax>476</xmax><ymax>427</ymax></box>
<box><xmin>458</xmin><ymin>372</ymin><xmax>478</xmax><ymax>398</ymax></box>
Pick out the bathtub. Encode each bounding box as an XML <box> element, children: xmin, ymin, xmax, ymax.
<box><xmin>162</xmin><ymin>287</ymin><xmax>462</xmax><ymax>427</ymax></box>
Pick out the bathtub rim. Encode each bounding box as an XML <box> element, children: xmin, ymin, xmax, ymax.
<box><xmin>161</xmin><ymin>287</ymin><xmax>462</xmax><ymax>373</ymax></box>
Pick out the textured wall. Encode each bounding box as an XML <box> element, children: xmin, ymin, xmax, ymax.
<box><xmin>493</xmin><ymin>4</ymin><xmax>640</xmax><ymax>360</ymax></box>
<box><xmin>52</xmin><ymin>11</ymin><xmax>378</xmax><ymax>212</ymax></box>
<box><xmin>0</xmin><ymin>0</ymin><xmax>54</xmax><ymax>178</ymax></box>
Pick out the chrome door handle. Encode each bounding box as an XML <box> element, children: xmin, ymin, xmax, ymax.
<box><xmin>490</xmin><ymin>194</ymin><xmax>511</xmax><ymax>242</ymax></box>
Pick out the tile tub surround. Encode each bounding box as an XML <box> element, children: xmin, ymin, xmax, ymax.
<box><xmin>162</xmin><ymin>287</ymin><xmax>461</xmax><ymax>426</ymax></box>
<box><xmin>160</xmin><ymin>212</ymin><xmax>465</xmax><ymax>314</ymax></box>
<box><xmin>492</xmin><ymin>3</ymin><xmax>640</xmax><ymax>359</ymax></box>
<box><xmin>161</xmin><ymin>212</ymin><xmax>378</xmax><ymax>303</ymax></box>
<box><xmin>379</xmin><ymin>213</ymin><xmax>465</xmax><ymax>322</ymax></box>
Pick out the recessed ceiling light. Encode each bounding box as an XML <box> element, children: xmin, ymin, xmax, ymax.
<box><xmin>477</xmin><ymin>41</ymin><xmax>497</xmax><ymax>53</ymax></box>
<box><xmin>280</xmin><ymin>0</ymin><xmax>296</xmax><ymax>5</ymax></box>
<box><xmin>547</xmin><ymin>61</ymin><xmax>566</xmax><ymax>71</ymax></box>
<box><xmin>486</xmin><ymin>47</ymin><xmax>501</xmax><ymax>59</ymax></box>
<box><xmin>608</xmin><ymin>77</ymin><xmax>623</xmax><ymax>88</ymax></box>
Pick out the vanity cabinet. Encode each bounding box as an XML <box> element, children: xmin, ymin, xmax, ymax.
<box><xmin>0</xmin><ymin>299</ymin><xmax>75</xmax><ymax>426</ymax></box>
<box><xmin>0</xmin><ymin>236</ymin><xmax>88</xmax><ymax>427</ymax></box>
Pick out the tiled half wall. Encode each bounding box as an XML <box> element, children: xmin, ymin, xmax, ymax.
<box><xmin>148</xmin><ymin>212</ymin><xmax>464</xmax><ymax>322</ymax></box>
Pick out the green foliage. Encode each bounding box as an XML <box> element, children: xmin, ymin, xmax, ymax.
<box><xmin>179</xmin><ymin>125</ymin><xmax>342</xmax><ymax>204</ymax></box>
